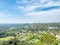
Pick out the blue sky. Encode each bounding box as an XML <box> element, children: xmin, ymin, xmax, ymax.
<box><xmin>0</xmin><ymin>0</ymin><xmax>60</xmax><ymax>23</ymax></box>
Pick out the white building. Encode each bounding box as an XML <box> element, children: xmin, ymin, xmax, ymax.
<box><xmin>56</xmin><ymin>35</ymin><xmax>60</xmax><ymax>40</ymax></box>
<box><xmin>48</xmin><ymin>27</ymin><xmax>58</xmax><ymax>29</ymax></box>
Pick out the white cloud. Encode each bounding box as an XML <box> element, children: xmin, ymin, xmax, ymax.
<box><xmin>17</xmin><ymin>5</ymin><xmax>40</xmax><ymax>13</ymax></box>
<box><xmin>0</xmin><ymin>12</ymin><xmax>6</xmax><ymax>18</ymax></box>
<box><xmin>24</xmin><ymin>9</ymin><xmax>60</xmax><ymax>23</ymax></box>
<box><xmin>0</xmin><ymin>12</ymin><xmax>11</xmax><ymax>18</ymax></box>
<box><xmin>25</xmin><ymin>9</ymin><xmax>60</xmax><ymax>17</ymax></box>
<box><xmin>16</xmin><ymin>0</ymin><xmax>60</xmax><ymax>14</ymax></box>
<box><xmin>15</xmin><ymin>0</ymin><xmax>60</xmax><ymax>23</ymax></box>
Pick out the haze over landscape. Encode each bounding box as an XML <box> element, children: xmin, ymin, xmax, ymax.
<box><xmin>0</xmin><ymin>0</ymin><xmax>60</xmax><ymax>45</ymax></box>
<box><xmin>0</xmin><ymin>0</ymin><xmax>60</xmax><ymax>23</ymax></box>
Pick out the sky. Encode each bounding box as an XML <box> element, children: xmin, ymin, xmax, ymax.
<box><xmin>0</xmin><ymin>0</ymin><xmax>60</xmax><ymax>23</ymax></box>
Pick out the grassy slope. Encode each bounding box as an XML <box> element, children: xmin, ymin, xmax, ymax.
<box><xmin>0</xmin><ymin>36</ymin><xmax>14</xmax><ymax>45</ymax></box>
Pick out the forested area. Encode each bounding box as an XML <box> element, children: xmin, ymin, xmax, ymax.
<box><xmin>0</xmin><ymin>22</ymin><xmax>60</xmax><ymax>45</ymax></box>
